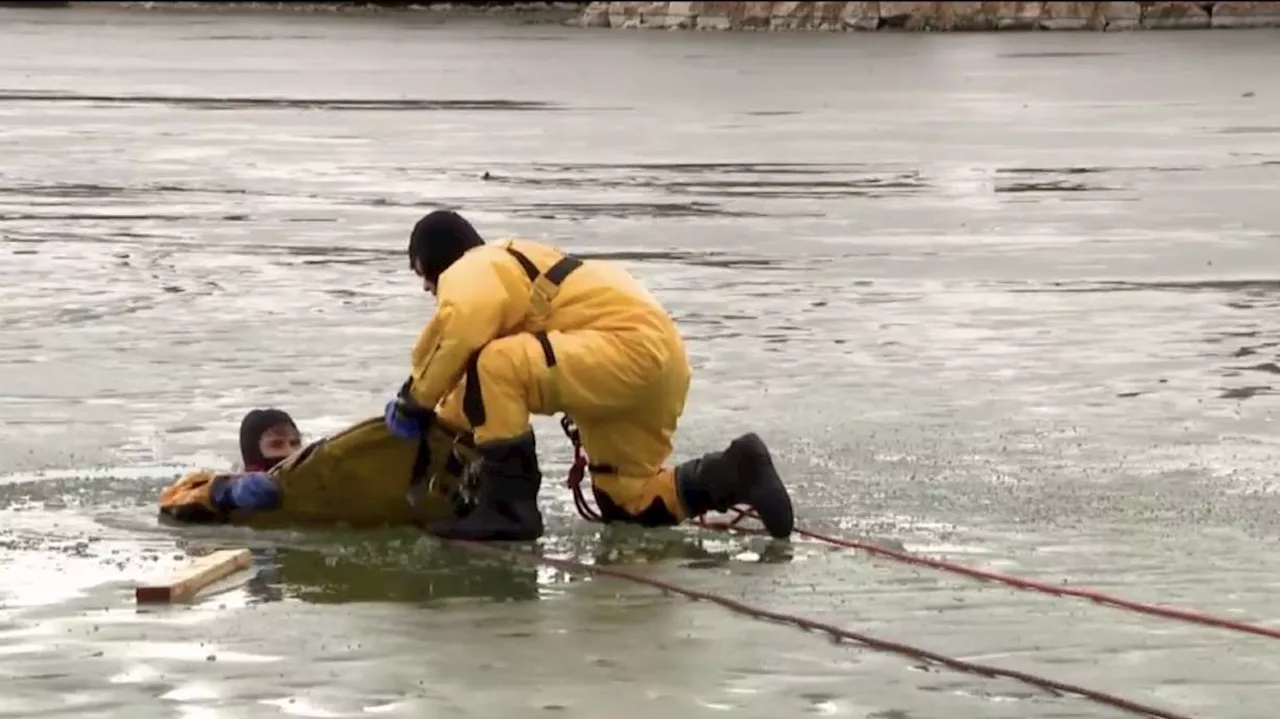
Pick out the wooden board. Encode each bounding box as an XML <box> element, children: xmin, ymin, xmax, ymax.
<box><xmin>135</xmin><ymin>548</ymin><xmax>253</xmax><ymax>604</ymax></box>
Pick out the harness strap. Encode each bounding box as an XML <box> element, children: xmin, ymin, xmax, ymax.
<box><xmin>408</xmin><ymin>436</ymin><xmax>467</xmax><ymax>484</ymax></box>
<box><xmin>502</xmin><ymin>245</ymin><xmax>613</xmax><ymax>521</ymax></box>
<box><xmin>410</xmin><ymin>436</ymin><xmax>432</xmax><ymax>487</ymax></box>
<box><xmin>406</xmin><ymin>429</ymin><xmax>472</xmax><ymax>510</ymax></box>
<box><xmin>503</xmin><ymin>242</ymin><xmax>586</xmax><ymax>422</ymax></box>
<box><xmin>406</xmin><ymin>434</ymin><xmax>436</xmax><ymax>509</ymax></box>
<box><xmin>505</xmin><ymin>245</ymin><xmax>583</xmax><ymax>320</ymax></box>
<box><xmin>459</xmin><ymin>247</ymin><xmax>583</xmax><ymax>431</ymax></box>
<box><xmin>506</xmin><ymin>245</ymin><xmax>583</xmax><ymax>284</ymax></box>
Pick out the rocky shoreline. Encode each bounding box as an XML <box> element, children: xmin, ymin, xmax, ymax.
<box><xmin>31</xmin><ymin>1</ymin><xmax>1280</xmax><ymax>30</ymax></box>
<box><xmin>580</xmin><ymin>2</ymin><xmax>1280</xmax><ymax>31</ymax></box>
<box><xmin>61</xmin><ymin>1</ymin><xmax>587</xmax><ymax>21</ymax></box>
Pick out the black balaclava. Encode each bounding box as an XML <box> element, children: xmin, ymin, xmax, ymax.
<box><xmin>408</xmin><ymin>209</ymin><xmax>486</xmax><ymax>284</ymax></box>
<box><xmin>238</xmin><ymin>408</ymin><xmax>298</xmax><ymax>472</ymax></box>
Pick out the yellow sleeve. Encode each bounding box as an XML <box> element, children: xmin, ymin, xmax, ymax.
<box><xmin>406</xmin><ymin>254</ymin><xmax>510</xmax><ymax>409</ymax></box>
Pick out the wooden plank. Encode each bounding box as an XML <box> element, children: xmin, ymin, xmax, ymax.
<box><xmin>135</xmin><ymin>548</ymin><xmax>253</xmax><ymax>604</ymax></box>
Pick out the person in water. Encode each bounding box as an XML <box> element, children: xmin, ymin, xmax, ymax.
<box><xmin>239</xmin><ymin>408</ymin><xmax>304</xmax><ymax>471</ymax></box>
<box><xmin>382</xmin><ymin>209</ymin><xmax>796</xmax><ymax>542</ymax></box>
<box><xmin>157</xmin><ymin>406</ymin><xmax>477</xmax><ymax>528</ymax></box>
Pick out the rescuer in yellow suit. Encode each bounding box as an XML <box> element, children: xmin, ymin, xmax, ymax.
<box><xmin>382</xmin><ymin>209</ymin><xmax>795</xmax><ymax>542</ymax></box>
<box><xmin>157</xmin><ymin>407</ymin><xmax>479</xmax><ymax>528</ymax></box>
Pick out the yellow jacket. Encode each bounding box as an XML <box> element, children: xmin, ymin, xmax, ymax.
<box><xmin>407</xmin><ymin>238</ymin><xmax>677</xmax><ymax>409</ymax></box>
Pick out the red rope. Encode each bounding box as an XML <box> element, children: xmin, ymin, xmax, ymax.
<box><xmin>558</xmin><ymin>417</ymin><xmax>1280</xmax><ymax>642</ymax></box>
<box><xmin>452</xmin><ymin>538</ymin><xmax>1193</xmax><ymax>719</ymax></box>
<box><xmin>423</xmin><ymin>417</ymin><xmax>1200</xmax><ymax>719</ymax></box>
<box><xmin>713</xmin><ymin>508</ymin><xmax>1280</xmax><ymax>642</ymax></box>
<box><xmin>560</xmin><ymin>415</ymin><xmax>601</xmax><ymax>523</ymax></box>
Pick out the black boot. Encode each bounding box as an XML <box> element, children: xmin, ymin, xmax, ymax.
<box><xmin>675</xmin><ymin>432</ymin><xmax>794</xmax><ymax>539</ymax></box>
<box><xmin>424</xmin><ymin>431</ymin><xmax>545</xmax><ymax>542</ymax></box>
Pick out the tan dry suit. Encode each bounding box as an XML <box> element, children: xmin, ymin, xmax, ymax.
<box><xmin>157</xmin><ymin>416</ymin><xmax>479</xmax><ymax>528</ymax></box>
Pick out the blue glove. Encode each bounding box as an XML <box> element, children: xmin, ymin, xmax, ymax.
<box><xmin>384</xmin><ymin>380</ymin><xmax>435</xmax><ymax>440</ymax></box>
<box><xmin>211</xmin><ymin>472</ymin><xmax>281</xmax><ymax>512</ymax></box>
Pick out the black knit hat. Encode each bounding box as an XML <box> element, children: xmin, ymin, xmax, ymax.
<box><xmin>238</xmin><ymin>408</ymin><xmax>298</xmax><ymax>471</ymax></box>
<box><xmin>408</xmin><ymin>209</ymin><xmax>485</xmax><ymax>283</ymax></box>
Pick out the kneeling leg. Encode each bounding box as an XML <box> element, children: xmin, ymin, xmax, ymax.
<box><xmin>582</xmin><ymin>419</ymin><xmax>795</xmax><ymax>539</ymax></box>
<box><xmin>425</xmin><ymin>333</ymin><xmax>553</xmax><ymax>542</ymax></box>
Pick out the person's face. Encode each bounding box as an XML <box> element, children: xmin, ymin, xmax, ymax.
<box><xmin>258</xmin><ymin>423</ymin><xmax>302</xmax><ymax>465</ymax></box>
<box><xmin>412</xmin><ymin>258</ymin><xmax>437</xmax><ymax>297</ymax></box>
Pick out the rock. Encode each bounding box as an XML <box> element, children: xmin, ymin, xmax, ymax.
<box><xmin>693</xmin><ymin>0</ymin><xmax>734</xmax><ymax>29</ymax></box>
<box><xmin>839</xmin><ymin>0</ymin><xmax>879</xmax><ymax>30</ymax></box>
<box><xmin>1141</xmin><ymin>1</ymin><xmax>1210</xmax><ymax>28</ymax></box>
<box><xmin>1037</xmin><ymin>1</ymin><xmax>1103</xmax><ymax>30</ymax></box>
<box><xmin>993</xmin><ymin>2</ymin><xmax>1045</xmax><ymax>31</ymax></box>
<box><xmin>663</xmin><ymin>0</ymin><xmax>695</xmax><ymax>27</ymax></box>
<box><xmin>770</xmin><ymin>1</ymin><xmax>816</xmax><ymax>30</ymax></box>
<box><xmin>741</xmin><ymin>1</ymin><xmax>773</xmax><ymax>30</ymax></box>
<box><xmin>607</xmin><ymin>0</ymin><xmax>640</xmax><ymax>28</ymax></box>
<box><xmin>813</xmin><ymin>0</ymin><xmax>846</xmax><ymax>30</ymax></box>
<box><xmin>633</xmin><ymin>0</ymin><xmax>666</xmax><ymax>28</ymax></box>
<box><xmin>580</xmin><ymin>0</ymin><xmax>1280</xmax><ymax>31</ymax></box>
<box><xmin>932</xmin><ymin>2</ymin><xmax>1000</xmax><ymax>31</ymax></box>
<box><xmin>1102</xmin><ymin>1</ymin><xmax>1141</xmax><ymax>30</ymax></box>
<box><xmin>878</xmin><ymin>0</ymin><xmax>931</xmax><ymax>30</ymax></box>
<box><xmin>697</xmin><ymin>1</ymin><xmax>771</xmax><ymax>30</ymax></box>
<box><xmin>581</xmin><ymin>0</ymin><xmax>610</xmax><ymax>26</ymax></box>
<box><xmin>1212</xmin><ymin>1</ymin><xmax>1280</xmax><ymax>28</ymax></box>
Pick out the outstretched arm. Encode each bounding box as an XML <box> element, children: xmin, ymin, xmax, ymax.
<box><xmin>210</xmin><ymin>473</ymin><xmax>280</xmax><ymax>512</ymax></box>
<box><xmin>405</xmin><ymin>256</ymin><xmax>510</xmax><ymax>410</ymax></box>
<box><xmin>157</xmin><ymin>469</ymin><xmax>280</xmax><ymax>523</ymax></box>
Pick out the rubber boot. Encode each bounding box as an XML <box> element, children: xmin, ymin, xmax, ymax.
<box><xmin>675</xmin><ymin>432</ymin><xmax>794</xmax><ymax>539</ymax></box>
<box><xmin>424</xmin><ymin>431</ymin><xmax>545</xmax><ymax>542</ymax></box>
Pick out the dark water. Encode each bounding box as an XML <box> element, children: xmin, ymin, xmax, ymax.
<box><xmin>1</xmin><ymin>7</ymin><xmax>1279</xmax><ymax>718</ymax></box>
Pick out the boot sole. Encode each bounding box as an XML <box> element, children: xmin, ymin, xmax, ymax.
<box><xmin>736</xmin><ymin>432</ymin><xmax>795</xmax><ymax>539</ymax></box>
